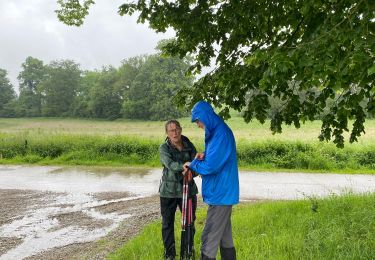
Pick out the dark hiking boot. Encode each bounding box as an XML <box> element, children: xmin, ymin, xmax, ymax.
<box><xmin>200</xmin><ymin>252</ymin><xmax>216</xmax><ymax>260</ymax></box>
<box><xmin>220</xmin><ymin>246</ymin><xmax>236</xmax><ymax>260</ymax></box>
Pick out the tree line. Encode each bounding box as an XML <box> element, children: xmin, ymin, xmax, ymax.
<box><xmin>57</xmin><ymin>0</ymin><xmax>374</xmax><ymax>147</ymax></box>
<box><xmin>0</xmin><ymin>42</ymin><xmax>193</xmax><ymax>120</ymax></box>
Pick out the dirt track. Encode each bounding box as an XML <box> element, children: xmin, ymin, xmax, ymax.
<box><xmin>2</xmin><ymin>166</ymin><xmax>375</xmax><ymax>259</ymax></box>
<box><xmin>0</xmin><ymin>189</ymin><xmax>160</xmax><ymax>259</ymax></box>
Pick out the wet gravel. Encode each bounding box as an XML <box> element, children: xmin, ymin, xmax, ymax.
<box><xmin>2</xmin><ymin>166</ymin><xmax>375</xmax><ymax>259</ymax></box>
<box><xmin>0</xmin><ymin>189</ymin><xmax>57</xmax><ymax>226</ymax></box>
<box><xmin>0</xmin><ymin>189</ymin><xmax>160</xmax><ymax>259</ymax></box>
<box><xmin>0</xmin><ymin>237</ymin><xmax>23</xmax><ymax>256</ymax></box>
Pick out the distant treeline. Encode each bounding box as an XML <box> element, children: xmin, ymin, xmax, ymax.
<box><xmin>0</xmin><ymin>41</ymin><xmax>193</xmax><ymax>120</ymax></box>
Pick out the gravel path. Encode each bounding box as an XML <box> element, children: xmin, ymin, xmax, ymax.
<box><xmin>1</xmin><ymin>165</ymin><xmax>375</xmax><ymax>259</ymax></box>
<box><xmin>0</xmin><ymin>189</ymin><xmax>161</xmax><ymax>260</ymax></box>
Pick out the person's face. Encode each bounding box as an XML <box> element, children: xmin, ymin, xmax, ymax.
<box><xmin>166</xmin><ymin>123</ymin><xmax>182</xmax><ymax>144</ymax></box>
<box><xmin>195</xmin><ymin>120</ymin><xmax>205</xmax><ymax>129</ymax></box>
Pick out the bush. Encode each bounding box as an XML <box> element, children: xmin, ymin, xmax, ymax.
<box><xmin>237</xmin><ymin>141</ymin><xmax>375</xmax><ymax>171</ymax></box>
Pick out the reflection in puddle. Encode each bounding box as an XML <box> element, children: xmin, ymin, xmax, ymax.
<box><xmin>1</xmin><ymin>165</ymin><xmax>374</xmax><ymax>201</ymax></box>
<box><xmin>0</xmin><ymin>165</ymin><xmax>161</xmax><ymax>195</ymax></box>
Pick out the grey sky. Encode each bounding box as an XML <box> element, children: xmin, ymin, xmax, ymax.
<box><xmin>0</xmin><ymin>0</ymin><xmax>174</xmax><ymax>89</ymax></box>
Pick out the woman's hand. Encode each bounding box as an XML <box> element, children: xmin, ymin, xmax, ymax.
<box><xmin>182</xmin><ymin>162</ymin><xmax>191</xmax><ymax>175</ymax></box>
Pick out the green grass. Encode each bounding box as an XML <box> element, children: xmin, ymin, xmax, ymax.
<box><xmin>1</xmin><ymin>117</ymin><xmax>375</xmax><ymax>143</ymax></box>
<box><xmin>108</xmin><ymin>193</ymin><xmax>375</xmax><ymax>259</ymax></box>
<box><xmin>0</xmin><ymin>132</ymin><xmax>374</xmax><ymax>173</ymax></box>
<box><xmin>1</xmin><ymin>118</ymin><xmax>375</xmax><ymax>172</ymax></box>
<box><xmin>0</xmin><ymin>133</ymin><xmax>161</xmax><ymax>167</ymax></box>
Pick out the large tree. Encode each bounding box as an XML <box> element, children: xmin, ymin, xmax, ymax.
<box><xmin>117</xmin><ymin>56</ymin><xmax>146</xmax><ymax>99</ymax></box>
<box><xmin>17</xmin><ymin>56</ymin><xmax>46</xmax><ymax>116</ymax></box>
<box><xmin>88</xmin><ymin>67</ymin><xmax>123</xmax><ymax>119</ymax></box>
<box><xmin>40</xmin><ymin>60</ymin><xmax>81</xmax><ymax>116</ymax></box>
<box><xmin>122</xmin><ymin>53</ymin><xmax>193</xmax><ymax>120</ymax></box>
<box><xmin>57</xmin><ymin>0</ymin><xmax>375</xmax><ymax>146</ymax></box>
<box><xmin>70</xmin><ymin>70</ymin><xmax>99</xmax><ymax>117</ymax></box>
<box><xmin>0</xmin><ymin>69</ymin><xmax>16</xmax><ymax>117</ymax></box>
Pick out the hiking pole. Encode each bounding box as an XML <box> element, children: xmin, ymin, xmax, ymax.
<box><xmin>180</xmin><ymin>169</ymin><xmax>195</xmax><ymax>260</ymax></box>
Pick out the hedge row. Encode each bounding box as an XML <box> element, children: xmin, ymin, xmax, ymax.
<box><xmin>0</xmin><ymin>134</ymin><xmax>374</xmax><ymax>171</ymax></box>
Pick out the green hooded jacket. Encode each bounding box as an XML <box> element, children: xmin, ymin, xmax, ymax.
<box><xmin>159</xmin><ymin>135</ymin><xmax>198</xmax><ymax>198</ymax></box>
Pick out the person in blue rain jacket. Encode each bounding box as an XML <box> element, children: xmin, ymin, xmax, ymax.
<box><xmin>183</xmin><ymin>101</ymin><xmax>239</xmax><ymax>260</ymax></box>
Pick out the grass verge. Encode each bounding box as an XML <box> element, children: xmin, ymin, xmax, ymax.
<box><xmin>108</xmin><ymin>193</ymin><xmax>375</xmax><ymax>259</ymax></box>
<box><xmin>0</xmin><ymin>133</ymin><xmax>374</xmax><ymax>173</ymax></box>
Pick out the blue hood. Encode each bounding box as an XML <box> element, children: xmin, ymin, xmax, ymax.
<box><xmin>191</xmin><ymin>101</ymin><xmax>221</xmax><ymax>141</ymax></box>
<box><xmin>189</xmin><ymin>101</ymin><xmax>239</xmax><ymax>206</ymax></box>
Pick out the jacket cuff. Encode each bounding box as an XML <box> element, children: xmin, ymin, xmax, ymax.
<box><xmin>189</xmin><ymin>159</ymin><xmax>199</xmax><ymax>173</ymax></box>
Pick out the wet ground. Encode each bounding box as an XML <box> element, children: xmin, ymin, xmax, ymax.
<box><xmin>1</xmin><ymin>165</ymin><xmax>375</xmax><ymax>259</ymax></box>
<box><xmin>0</xmin><ymin>189</ymin><xmax>159</xmax><ymax>260</ymax></box>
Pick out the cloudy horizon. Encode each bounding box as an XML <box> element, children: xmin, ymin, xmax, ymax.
<box><xmin>0</xmin><ymin>0</ymin><xmax>174</xmax><ymax>90</ymax></box>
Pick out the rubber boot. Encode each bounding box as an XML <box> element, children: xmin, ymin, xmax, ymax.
<box><xmin>220</xmin><ymin>246</ymin><xmax>236</xmax><ymax>260</ymax></box>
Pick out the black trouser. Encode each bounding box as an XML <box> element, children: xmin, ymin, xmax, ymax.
<box><xmin>160</xmin><ymin>196</ymin><xmax>197</xmax><ymax>258</ymax></box>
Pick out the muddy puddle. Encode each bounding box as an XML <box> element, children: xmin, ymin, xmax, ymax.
<box><xmin>1</xmin><ymin>165</ymin><xmax>375</xmax><ymax>259</ymax></box>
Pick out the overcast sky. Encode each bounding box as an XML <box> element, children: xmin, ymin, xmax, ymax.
<box><xmin>0</xmin><ymin>0</ymin><xmax>174</xmax><ymax>89</ymax></box>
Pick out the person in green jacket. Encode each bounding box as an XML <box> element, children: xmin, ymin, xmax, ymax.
<box><xmin>159</xmin><ymin>119</ymin><xmax>199</xmax><ymax>260</ymax></box>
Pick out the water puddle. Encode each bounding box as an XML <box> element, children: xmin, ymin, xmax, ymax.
<box><xmin>1</xmin><ymin>165</ymin><xmax>375</xmax><ymax>259</ymax></box>
<box><xmin>239</xmin><ymin>171</ymin><xmax>375</xmax><ymax>200</ymax></box>
<box><xmin>0</xmin><ymin>166</ymin><xmax>162</xmax><ymax>259</ymax></box>
<box><xmin>0</xmin><ymin>165</ymin><xmax>160</xmax><ymax>195</ymax></box>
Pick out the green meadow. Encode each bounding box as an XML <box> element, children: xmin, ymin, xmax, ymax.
<box><xmin>1</xmin><ymin>117</ymin><xmax>375</xmax><ymax>143</ymax></box>
<box><xmin>0</xmin><ymin>117</ymin><xmax>375</xmax><ymax>173</ymax></box>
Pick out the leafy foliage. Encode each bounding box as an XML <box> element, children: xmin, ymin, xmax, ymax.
<box><xmin>7</xmin><ymin>47</ymin><xmax>192</xmax><ymax>120</ymax></box>
<box><xmin>57</xmin><ymin>0</ymin><xmax>375</xmax><ymax>147</ymax></box>
<box><xmin>0</xmin><ymin>69</ymin><xmax>16</xmax><ymax>117</ymax></box>
<box><xmin>87</xmin><ymin>67</ymin><xmax>123</xmax><ymax>119</ymax></box>
<box><xmin>17</xmin><ymin>57</ymin><xmax>47</xmax><ymax>116</ymax></box>
<box><xmin>122</xmin><ymin>54</ymin><xmax>192</xmax><ymax>120</ymax></box>
<box><xmin>40</xmin><ymin>60</ymin><xmax>81</xmax><ymax>116</ymax></box>
<box><xmin>55</xmin><ymin>0</ymin><xmax>94</xmax><ymax>26</ymax></box>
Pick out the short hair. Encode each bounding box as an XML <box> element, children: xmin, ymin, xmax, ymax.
<box><xmin>165</xmin><ymin>119</ymin><xmax>181</xmax><ymax>133</ymax></box>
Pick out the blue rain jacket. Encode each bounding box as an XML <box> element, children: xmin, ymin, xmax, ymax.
<box><xmin>189</xmin><ymin>101</ymin><xmax>239</xmax><ymax>205</ymax></box>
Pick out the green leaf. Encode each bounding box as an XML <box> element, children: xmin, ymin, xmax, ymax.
<box><xmin>367</xmin><ymin>65</ymin><xmax>375</xmax><ymax>76</ymax></box>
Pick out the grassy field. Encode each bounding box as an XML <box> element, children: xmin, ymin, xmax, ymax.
<box><xmin>0</xmin><ymin>118</ymin><xmax>375</xmax><ymax>172</ymax></box>
<box><xmin>107</xmin><ymin>193</ymin><xmax>375</xmax><ymax>259</ymax></box>
<box><xmin>1</xmin><ymin>117</ymin><xmax>375</xmax><ymax>144</ymax></box>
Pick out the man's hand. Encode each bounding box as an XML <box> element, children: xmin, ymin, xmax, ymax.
<box><xmin>182</xmin><ymin>162</ymin><xmax>190</xmax><ymax>175</ymax></box>
<box><xmin>195</xmin><ymin>152</ymin><xmax>205</xmax><ymax>160</ymax></box>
